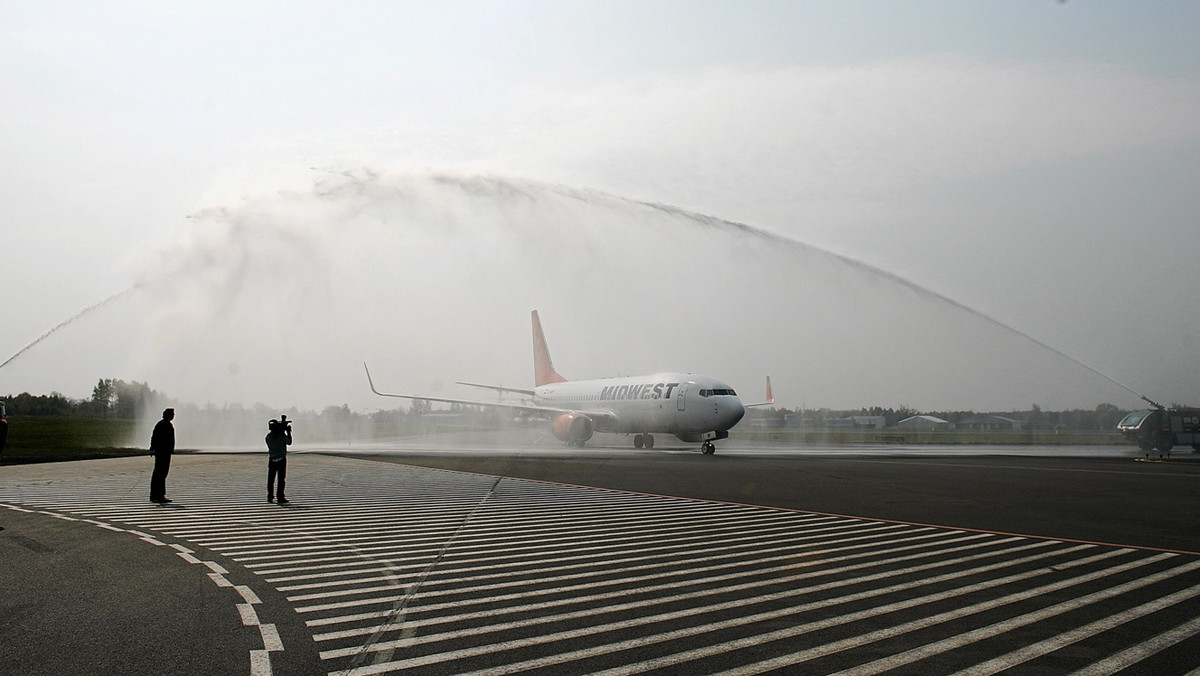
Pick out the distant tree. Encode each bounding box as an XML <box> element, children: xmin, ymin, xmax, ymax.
<box><xmin>321</xmin><ymin>404</ymin><xmax>352</xmax><ymax>422</ymax></box>
<box><xmin>91</xmin><ymin>379</ymin><xmax>116</xmax><ymax>417</ymax></box>
<box><xmin>409</xmin><ymin>399</ymin><xmax>432</xmax><ymax>417</ymax></box>
<box><xmin>5</xmin><ymin>391</ymin><xmax>75</xmax><ymax>416</ymax></box>
<box><xmin>114</xmin><ymin>380</ymin><xmax>157</xmax><ymax>419</ymax></box>
<box><xmin>1093</xmin><ymin>403</ymin><xmax>1126</xmax><ymax>430</ymax></box>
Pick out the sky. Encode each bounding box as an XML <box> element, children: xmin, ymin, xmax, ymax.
<box><xmin>2</xmin><ymin>0</ymin><xmax>1199</xmax><ymax>415</ymax></box>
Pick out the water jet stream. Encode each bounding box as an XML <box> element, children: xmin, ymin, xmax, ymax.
<box><xmin>0</xmin><ymin>287</ymin><xmax>137</xmax><ymax>372</ymax></box>
<box><xmin>0</xmin><ymin>172</ymin><xmax>1157</xmax><ymax>410</ymax></box>
<box><xmin>534</xmin><ymin>178</ymin><xmax>1156</xmax><ymax>407</ymax></box>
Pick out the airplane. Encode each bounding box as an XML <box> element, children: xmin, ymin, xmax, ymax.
<box><xmin>364</xmin><ymin>310</ymin><xmax>772</xmax><ymax>454</ymax></box>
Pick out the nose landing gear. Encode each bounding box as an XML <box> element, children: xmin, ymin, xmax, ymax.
<box><xmin>633</xmin><ymin>434</ymin><xmax>655</xmax><ymax>449</ymax></box>
<box><xmin>702</xmin><ymin>441</ymin><xmax>715</xmax><ymax>455</ymax></box>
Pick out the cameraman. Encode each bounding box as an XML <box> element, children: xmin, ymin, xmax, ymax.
<box><xmin>265</xmin><ymin>415</ymin><xmax>292</xmax><ymax>504</ymax></box>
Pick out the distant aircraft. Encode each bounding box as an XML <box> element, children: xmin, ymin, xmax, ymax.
<box><xmin>365</xmin><ymin>310</ymin><xmax>772</xmax><ymax>454</ymax></box>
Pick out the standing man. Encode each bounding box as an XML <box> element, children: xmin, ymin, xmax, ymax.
<box><xmin>0</xmin><ymin>401</ymin><xmax>8</xmax><ymax>459</ymax></box>
<box><xmin>265</xmin><ymin>415</ymin><xmax>292</xmax><ymax>504</ymax></box>
<box><xmin>149</xmin><ymin>408</ymin><xmax>175</xmax><ymax>504</ymax></box>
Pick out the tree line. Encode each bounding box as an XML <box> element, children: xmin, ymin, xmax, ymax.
<box><xmin>3</xmin><ymin>379</ymin><xmax>440</xmax><ymax>424</ymax></box>
<box><xmin>4</xmin><ymin>379</ymin><xmax>162</xmax><ymax>418</ymax></box>
<box><xmin>749</xmin><ymin>403</ymin><xmax>1131</xmax><ymax>431</ymax></box>
<box><xmin>1</xmin><ymin>380</ymin><xmax>500</xmax><ymax>446</ymax></box>
<box><xmin>2</xmin><ymin>379</ymin><xmax>1134</xmax><ymax>432</ymax></box>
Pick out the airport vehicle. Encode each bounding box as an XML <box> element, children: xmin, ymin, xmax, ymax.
<box><xmin>366</xmin><ymin>310</ymin><xmax>772</xmax><ymax>454</ymax></box>
<box><xmin>1117</xmin><ymin>405</ymin><xmax>1200</xmax><ymax>455</ymax></box>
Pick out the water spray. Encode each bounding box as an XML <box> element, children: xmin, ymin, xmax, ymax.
<box><xmin>0</xmin><ymin>287</ymin><xmax>137</xmax><ymax>371</ymax></box>
<box><xmin>0</xmin><ymin>171</ymin><xmax>1164</xmax><ymax>412</ymax></box>
<box><xmin>679</xmin><ymin>203</ymin><xmax>1159</xmax><ymax>406</ymax></box>
<box><xmin>525</xmin><ymin>177</ymin><xmax>1162</xmax><ymax>408</ymax></box>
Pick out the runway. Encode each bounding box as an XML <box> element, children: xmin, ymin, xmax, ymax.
<box><xmin>2</xmin><ymin>445</ymin><xmax>1199</xmax><ymax>675</ymax></box>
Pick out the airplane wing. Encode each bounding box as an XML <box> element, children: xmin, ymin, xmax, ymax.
<box><xmin>366</xmin><ymin>364</ymin><xmax>566</xmax><ymax>417</ymax></box>
<box><xmin>365</xmin><ymin>364</ymin><xmax>621</xmax><ymax>427</ymax></box>
<box><xmin>455</xmin><ymin>381</ymin><xmax>537</xmax><ymax>397</ymax></box>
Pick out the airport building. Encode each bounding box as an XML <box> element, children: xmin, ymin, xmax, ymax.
<box><xmin>956</xmin><ymin>415</ymin><xmax>1024</xmax><ymax>431</ymax></box>
<box><xmin>896</xmin><ymin>415</ymin><xmax>954</xmax><ymax>431</ymax></box>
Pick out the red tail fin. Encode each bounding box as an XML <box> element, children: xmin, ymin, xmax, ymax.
<box><xmin>532</xmin><ymin>310</ymin><xmax>567</xmax><ymax>386</ymax></box>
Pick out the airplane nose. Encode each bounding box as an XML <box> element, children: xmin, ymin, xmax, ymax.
<box><xmin>724</xmin><ymin>399</ymin><xmax>746</xmax><ymax>427</ymax></box>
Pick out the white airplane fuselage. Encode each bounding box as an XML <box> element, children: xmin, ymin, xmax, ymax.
<box><xmin>533</xmin><ymin>373</ymin><xmax>746</xmax><ymax>443</ymax></box>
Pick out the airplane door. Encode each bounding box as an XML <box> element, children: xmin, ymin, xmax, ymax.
<box><xmin>676</xmin><ymin>384</ymin><xmax>688</xmax><ymax>411</ymax></box>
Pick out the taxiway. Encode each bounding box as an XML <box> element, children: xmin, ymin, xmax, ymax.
<box><xmin>2</xmin><ymin>444</ymin><xmax>1197</xmax><ymax>675</ymax></box>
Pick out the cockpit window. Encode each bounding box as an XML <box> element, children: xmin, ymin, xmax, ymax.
<box><xmin>699</xmin><ymin>388</ymin><xmax>738</xmax><ymax>397</ymax></box>
<box><xmin>1117</xmin><ymin>411</ymin><xmax>1152</xmax><ymax>428</ymax></box>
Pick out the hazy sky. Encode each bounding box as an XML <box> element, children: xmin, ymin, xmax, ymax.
<box><xmin>2</xmin><ymin>1</ymin><xmax>1199</xmax><ymax>413</ymax></box>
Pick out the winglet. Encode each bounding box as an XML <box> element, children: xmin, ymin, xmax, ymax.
<box><xmin>532</xmin><ymin>310</ymin><xmax>568</xmax><ymax>386</ymax></box>
<box><xmin>364</xmin><ymin>362</ymin><xmax>384</xmax><ymax>395</ymax></box>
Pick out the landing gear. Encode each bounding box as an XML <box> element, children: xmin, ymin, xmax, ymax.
<box><xmin>702</xmin><ymin>441</ymin><xmax>715</xmax><ymax>455</ymax></box>
<box><xmin>633</xmin><ymin>434</ymin><xmax>655</xmax><ymax>449</ymax></box>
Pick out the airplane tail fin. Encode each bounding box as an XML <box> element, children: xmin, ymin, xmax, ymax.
<box><xmin>745</xmin><ymin>375</ymin><xmax>775</xmax><ymax>407</ymax></box>
<box><xmin>532</xmin><ymin>310</ymin><xmax>568</xmax><ymax>386</ymax></box>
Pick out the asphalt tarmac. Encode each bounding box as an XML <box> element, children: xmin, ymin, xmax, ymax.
<box><xmin>0</xmin><ymin>505</ymin><xmax>254</xmax><ymax>676</ymax></box>
<box><xmin>338</xmin><ymin>446</ymin><xmax>1200</xmax><ymax>553</ymax></box>
<box><xmin>2</xmin><ymin>445</ymin><xmax>1198</xmax><ymax>675</ymax></box>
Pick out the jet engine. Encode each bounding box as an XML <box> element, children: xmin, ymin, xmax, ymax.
<box><xmin>552</xmin><ymin>412</ymin><xmax>594</xmax><ymax>446</ymax></box>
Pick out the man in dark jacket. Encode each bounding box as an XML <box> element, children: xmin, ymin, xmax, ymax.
<box><xmin>265</xmin><ymin>416</ymin><xmax>292</xmax><ymax>504</ymax></box>
<box><xmin>149</xmin><ymin>408</ymin><xmax>175</xmax><ymax>504</ymax></box>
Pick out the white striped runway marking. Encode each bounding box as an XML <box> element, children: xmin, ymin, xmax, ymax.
<box><xmin>2</xmin><ymin>497</ymin><xmax>281</xmax><ymax>675</ymax></box>
<box><xmin>2</xmin><ymin>453</ymin><xmax>1199</xmax><ymax>675</ymax></box>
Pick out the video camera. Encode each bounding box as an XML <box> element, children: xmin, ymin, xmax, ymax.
<box><xmin>269</xmin><ymin>415</ymin><xmax>293</xmax><ymax>433</ymax></box>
